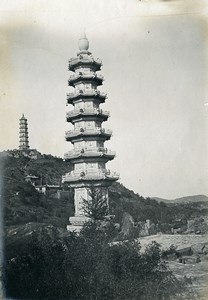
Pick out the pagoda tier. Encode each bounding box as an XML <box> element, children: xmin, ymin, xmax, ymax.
<box><xmin>63</xmin><ymin>34</ymin><xmax>118</xmax><ymax>232</ymax></box>
<box><xmin>19</xmin><ymin>137</ymin><xmax>29</xmax><ymax>142</ymax></box>
<box><xmin>66</xmin><ymin>108</ymin><xmax>109</xmax><ymax>123</ymax></box>
<box><xmin>62</xmin><ymin>170</ymin><xmax>119</xmax><ymax>186</ymax></box>
<box><xmin>67</xmin><ymin>90</ymin><xmax>107</xmax><ymax>104</ymax></box>
<box><xmin>19</xmin><ymin>130</ymin><xmax>28</xmax><ymax>134</ymax></box>
<box><xmin>19</xmin><ymin>131</ymin><xmax>28</xmax><ymax>136</ymax></box>
<box><xmin>65</xmin><ymin>127</ymin><xmax>112</xmax><ymax>142</ymax></box>
<box><xmin>64</xmin><ymin>147</ymin><xmax>115</xmax><ymax>161</ymax></box>
<box><xmin>68</xmin><ymin>56</ymin><xmax>102</xmax><ymax>72</ymax></box>
<box><xmin>68</xmin><ymin>73</ymin><xmax>104</xmax><ymax>87</ymax></box>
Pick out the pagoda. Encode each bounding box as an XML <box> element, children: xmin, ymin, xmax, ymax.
<box><xmin>62</xmin><ymin>34</ymin><xmax>119</xmax><ymax>231</ymax></box>
<box><xmin>19</xmin><ymin>114</ymin><xmax>30</xmax><ymax>150</ymax></box>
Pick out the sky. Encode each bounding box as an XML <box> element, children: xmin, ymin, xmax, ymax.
<box><xmin>0</xmin><ymin>0</ymin><xmax>208</xmax><ymax>199</ymax></box>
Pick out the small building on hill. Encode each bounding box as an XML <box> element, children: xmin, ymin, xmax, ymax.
<box><xmin>25</xmin><ymin>175</ymin><xmax>39</xmax><ymax>186</ymax></box>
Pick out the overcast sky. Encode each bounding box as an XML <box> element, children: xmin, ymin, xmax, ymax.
<box><xmin>0</xmin><ymin>0</ymin><xmax>208</xmax><ymax>199</ymax></box>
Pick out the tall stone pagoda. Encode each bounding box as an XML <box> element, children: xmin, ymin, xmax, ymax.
<box><xmin>62</xmin><ymin>34</ymin><xmax>119</xmax><ymax>231</ymax></box>
<box><xmin>19</xmin><ymin>114</ymin><xmax>30</xmax><ymax>150</ymax></box>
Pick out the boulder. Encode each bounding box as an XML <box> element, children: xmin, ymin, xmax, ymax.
<box><xmin>120</xmin><ymin>212</ymin><xmax>134</xmax><ymax>237</ymax></box>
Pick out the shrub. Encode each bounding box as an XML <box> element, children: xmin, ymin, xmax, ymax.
<box><xmin>3</xmin><ymin>222</ymin><xmax>191</xmax><ymax>300</ymax></box>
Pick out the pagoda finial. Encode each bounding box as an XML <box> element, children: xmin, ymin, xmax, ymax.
<box><xmin>20</xmin><ymin>113</ymin><xmax>26</xmax><ymax>120</ymax></box>
<box><xmin>82</xmin><ymin>28</ymin><xmax>86</xmax><ymax>39</ymax></box>
<box><xmin>78</xmin><ymin>30</ymin><xmax>89</xmax><ymax>51</ymax></box>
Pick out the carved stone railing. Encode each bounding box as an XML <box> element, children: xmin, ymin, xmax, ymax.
<box><xmin>64</xmin><ymin>147</ymin><xmax>115</xmax><ymax>159</ymax></box>
<box><xmin>65</xmin><ymin>128</ymin><xmax>112</xmax><ymax>139</ymax></box>
<box><xmin>67</xmin><ymin>90</ymin><xmax>107</xmax><ymax>100</ymax></box>
<box><xmin>66</xmin><ymin>108</ymin><xmax>110</xmax><ymax>119</ymax></box>
<box><xmin>68</xmin><ymin>57</ymin><xmax>102</xmax><ymax>66</ymax></box>
<box><xmin>68</xmin><ymin>73</ymin><xmax>104</xmax><ymax>81</ymax></box>
<box><xmin>62</xmin><ymin>169</ymin><xmax>119</xmax><ymax>182</ymax></box>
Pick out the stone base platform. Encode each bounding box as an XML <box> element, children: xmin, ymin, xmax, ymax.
<box><xmin>67</xmin><ymin>225</ymin><xmax>83</xmax><ymax>233</ymax></box>
<box><xmin>67</xmin><ymin>216</ymin><xmax>91</xmax><ymax>233</ymax></box>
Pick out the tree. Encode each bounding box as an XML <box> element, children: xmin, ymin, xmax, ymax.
<box><xmin>82</xmin><ymin>187</ymin><xmax>108</xmax><ymax>221</ymax></box>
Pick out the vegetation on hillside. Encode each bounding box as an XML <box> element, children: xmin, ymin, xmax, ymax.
<box><xmin>1</xmin><ymin>153</ymin><xmax>73</xmax><ymax>228</ymax></box>
<box><xmin>1</xmin><ymin>152</ymin><xmax>208</xmax><ymax>233</ymax></box>
<box><xmin>110</xmin><ymin>183</ymin><xmax>208</xmax><ymax>235</ymax></box>
<box><xmin>3</xmin><ymin>221</ymin><xmax>190</xmax><ymax>300</ymax></box>
<box><xmin>1</xmin><ymin>151</ymin><xmax>199</xmax><ymax>299</ymax></box>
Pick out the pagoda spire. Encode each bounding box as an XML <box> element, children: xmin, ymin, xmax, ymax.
<box><xmin>19</xmin><ymin>114</ymin><xmax>30</xmax><ymax>150</ymax></box>
<box><xmin>78</xmin><ymin>31</ymin><xmax>90</xmax><ymax>53</ymax></box>
<box><xmin>62</xmin><ymin>37</ymin><xmax>119</xmax><ymax>232</ymax></box>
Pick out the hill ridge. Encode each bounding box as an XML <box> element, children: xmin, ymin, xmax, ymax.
<box><xmin>153</xmin><ymin>194</ymin><xmax>208</xmax><ymax>204</ymax></box>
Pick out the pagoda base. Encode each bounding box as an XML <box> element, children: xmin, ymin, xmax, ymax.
<box><xmin>67</xmin><ymin>216</ymin><xmax>91</xmax><ymax>233</ymax></box>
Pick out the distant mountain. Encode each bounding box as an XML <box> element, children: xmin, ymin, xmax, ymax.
<box><xmin>153</xmin><ymin>195</ymin><xmax>208</xmax><ymax>204</ymax></box>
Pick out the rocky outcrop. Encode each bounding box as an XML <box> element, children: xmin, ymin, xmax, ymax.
<box><xmin>120</xmin><ymin>212</ymin><xmax>134</xmax><ymax>237</ymax></box>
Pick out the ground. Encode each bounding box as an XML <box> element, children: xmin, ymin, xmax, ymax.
<box><xmin>137</xmin><ymin>233</ymin><xmax>208</xmax><ymax>252</ymax></box>
<box><xmin>137</xmin><ymin>234</ymin><xmax>208</xmax><ymax>299</ymax></box>
<box><xmin>168</xmin><ymin>258</ymin><xmax>208</xmax><ymax>299</ymax></box>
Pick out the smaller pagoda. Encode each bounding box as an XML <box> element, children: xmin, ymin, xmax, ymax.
<box><xmin>19</xmin><ymin>114</ymin><xmax>30</xmax><ymax>150</ymax></box>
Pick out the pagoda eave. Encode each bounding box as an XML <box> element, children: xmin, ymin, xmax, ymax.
<box><xmin>68</xmin><ymin>77</ymin><xmax>103</xmax><ymax>87</ymax></box>
<box><xmin>65</xmin><ymin>132</ymin><xmax>112</xmax><ymax>142</ymax></box>
<box><xmin>66</xmin><ymin>136</ymin><xmax>109</xmax><ymax>145</ymax></box>
<box><xmin>66</xmin><ymin>114</ymin><xmax>109</xmax><ymax>124</ymax></box>
<box><xmin>63</xmin><ymin>180</ymin><xmax>114</xmax><ymax>189</ymax></box>
<box><xmin>64</xmin><ymin>153</ymin><xmax>115</xmax><ymax>162</ymax></box>
<box><xmin>62</xmin><ymin>176</ymin><xmax>119</xmax><ymax>187</ymax></box>
<box><xmin>68</xmin><ymin>60</ymin><xmax>102</xmax><ymax>72</ymax></box>
<box><xmin>66</xmin><ymin>117</ymin><xmax>108</xmax><ymax>124</ymax></box>
<box><xmin>67</xmin><ymin>92</ymin><xmax>107</xmax><ymax>104</ymax></box>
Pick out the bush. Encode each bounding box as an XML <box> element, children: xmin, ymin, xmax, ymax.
<box><xmin>3</xmin><ymin>221</ymin><xmax>191</xmax><ymax>300</ymax></box>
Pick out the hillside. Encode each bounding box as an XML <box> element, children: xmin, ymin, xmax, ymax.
<box><xmin>154</xmin><ymin>195</ymin><xmax>208</xmax><ymax>204</ymax></box>
<box><xmin>1</xmin><ymin>151</ymin><xmax>208</xmax><ymax>232</ymax></box>
<box><xmin>0</xmin><ymin>151</ymin><xmax>167</xmax><ymax>228</ymax></box>
<box><xmin>1</xmin><ymin>151</ymin><xmax>74</xmax><ymax>228</ymax></box>
<box><xmin>0</xmin><ymin>151</ymin><xmax>171</xmax><ymax>228</ymax></box>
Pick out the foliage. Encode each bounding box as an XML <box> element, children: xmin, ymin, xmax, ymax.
<box><xmin>3</xmin><ymin>221</ymin><xmax>190</xmax><ymax>300</ymax></box>
<box><xmin>82</xmin><ymin>187</ymin><xmax>108</xmax><ymax>221</ymax></box>
<box><xmin>1</xmin><ymin>154</ymin><xmax>73</xmax><ymax>228</ymax></box>
<box><xmin>4</xmin><ymin>228</ymin><xmax>78</xmax><ymax>300</ymax></box>
<box><xmin>109</xmin><ymin>183</ymin><xmax>172</xmax><ymax>225</ymax></box>
<box><xmin>110</xmin><ymin>183</ymin><xmax>208</xmax><ymax>233</ymax></box>
<box><xmin>0</xmin><ymin>152</ymin><xmax>203</xmax><ymax>299</ymax></box>
<box><xmin>161</xmin><ymin>244</ymin><xmax>177</xmax><ymax>259</ymax></box>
